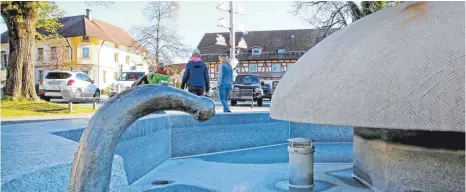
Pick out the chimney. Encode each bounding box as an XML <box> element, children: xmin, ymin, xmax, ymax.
<box><xmin>86</xmin><ymin>9</ymin><xmax>92</xmax><ymax>21</ymax></box>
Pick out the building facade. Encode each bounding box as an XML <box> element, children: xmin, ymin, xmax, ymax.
<box><xmin>196</xmin><ymin>29</ymin><xmax>334</xmax><ymax>87</ymax></box>
<box><xmin>0</xmin><ymin>10</ymin><xmax>147</xmax><ymax>89</ymax></box>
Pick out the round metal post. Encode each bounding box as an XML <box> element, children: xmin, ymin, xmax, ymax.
<box><xmin>68</xmin><ymin>85</ymin><xmax>215</xmax><ymax>192</ymax></box>
<box><xmin>68</xmin><ymin>101</ymin><xmax>73</xmax><ymax>112</ymax></box>
<box><xmin>287</xmin><ymin>138</ymin><xmax>315</xmax><ymax>190</ymax></box>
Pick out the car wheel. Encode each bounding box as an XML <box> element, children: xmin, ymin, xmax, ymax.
<box><xmin>75</xmin><ymin>89</ymin><xmax>83</xmax><ymax>98</ymax></box>
<box><xmin>94</xmin><ymin>89</ymin><xmax>101</xmax><ymax>101</ymax></box>
<box><xmin>231</xmin><ymin>100</ymin><xmax>237</xmax><ymax>106</ymax></box>
<box><xmin>257</xmin><ymin>98</ymin><xmax>263</xmax><ymax>107</ymax></box>
<box><xmin>41</xmin><ymin>96</ymin><xmax>51</xmax><ymax>102</ymax></box>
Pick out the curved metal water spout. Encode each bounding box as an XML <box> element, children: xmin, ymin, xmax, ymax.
<box><xmin>68</xmin><ymin>85</ymin><xmax>215</xmax><ymax>192</ymax></box>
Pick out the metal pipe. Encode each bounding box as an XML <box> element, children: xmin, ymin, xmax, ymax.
<box><xmin>68</xmin><ymin>85</ymin><xmax>215</xmax><ymax>192</ymax></box>
<box><xmin>288</xmin><ymin>138</ymin><xmax>315</xmax><ymax>191</ymax></box>
<box><xmin>229</xmin><ymin>1</ymin><xmax>235</xmax><ymax>60</ymax></box>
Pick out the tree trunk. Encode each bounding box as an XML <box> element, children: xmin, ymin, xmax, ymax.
<box><xmin>2</xmin><ymin>10</ymin><xmax>23</xmax><ymax>100</ymax></box>
<box><xmin>21</xmin><ymin>9</ymin><xmax>39</xmax><ymax>100</ymax></box>
<box><xmin>1</xmin><ymin>2</ymin><xmax>39</xmax><ymax>100</ymax></box>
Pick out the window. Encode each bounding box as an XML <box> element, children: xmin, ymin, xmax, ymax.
<box><xmin>82</xmin><ymin>71</ymin><xmax>89</xmax><ymax>75</ymax></box>
<box><xmin>117</xmin><ymin>72</ymin><xmax>145</xmax><ymax>81</ymax></box>
<box><xmin>248</xmin><ymin>64</ymin><xmax>257</xmax><ymax>72</ymax></box>
<box><xmin>114</xmin><ymin>53</ymin><xmax>119</xmax><ymax>63</ymax></box>
<box><xmin>126</xmin><ymin>56</ymin><xmax>130</xmax><ymax>65</ymax></box>
<box><xmin>45</xmin><ymin>72</ymin><xmax>72</xmax><ymax>79</ymax></box>
<box><xmin>50</xmin><ymin>47</ymin><xmax>57</xmax><ymax>60</ymax></box>
<box><xmin>76</xmin><ymin>74</ymin><xmax>84</xmax><ymax>81</ymax></box>
<box><xmin>234</xmin><ymin>75</ymin><xmax>260</xmax><ymax>84</ymax></box>
<box><xmin>82</xmin><ymin>36</ymin><xmax>90</xmax><ymax>42</ymax></box>
<box><xmin>82</xmin><ymin>48</ymin><xmax>90</xmax><ymax>58</ymax></box>
<box><xmin>277</xmin><ymin>49</ymin><xmax>286</xmax><ymax>54</ymax></box>
<box><xmin>287</xmin><ymin>63</ymin><xmax>292</xmax><ymax>70</ymax></box>
<box><xmin>272</xmin><ymin>63</ymin><xmax>281</xmax><ymax>72</ymax></box>
<box><xmin>82</xmin><ymin>74</ymin><xmax>92</xmax><ymax>82</ymax></box>
<box><xmin>1</xmin><ymin>51</ymin><xmax>7</xmax><ymax>68</ymax></box>
<box><xmin>252</xmin><ymin>48</ymin><xmax>261</xmax><ymax>55</ymax></box>
<box><xmin>103</xmin><ymin>70</ymin><xmax>107</xmax><ymax>83</ymax></box>
<box><xmin>38</xmin><ymin>48</ymin><xmax>44</xmax><ymax>61</ymax></box>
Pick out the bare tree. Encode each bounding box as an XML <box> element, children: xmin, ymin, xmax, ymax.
<box><xmin>291</xmin><ymin>1</ymin><xmax>404</xmax><ymax>37</ymax></box>
<box><xmin>38</xmin><ymin>38</ymin><xmax>77</xmax><ymax>71</ymax></box>
<box><xmin>130</xmin><ymin>1</ymin><xmax>190</xmax><ymax>66</ymax></box>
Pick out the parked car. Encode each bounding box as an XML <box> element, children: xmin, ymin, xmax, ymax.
<box><xmin>261</xmin><ymin>82</ymin><xmax>273</xmax><ymax>100</ymax></box>
<box><xmin>110</xmin><ymin>71</ymin><xmax>147</xmax><ymax>97</ymax></box>
<box><xmin>39</xmin><ymin>71</ymin><xmax>100</xmax><ymax>102</ymax></box>
<box><xmin>230</xmin><ymin>74</ymin><xmax>264</xmax><ymax>106</ymax></box>
<box><xmin>206</xmin><ymin>86</ymin><xmax>219</xmax><ymax>100</ymax></box>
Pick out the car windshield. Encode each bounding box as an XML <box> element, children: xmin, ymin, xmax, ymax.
<box><xmin>262</xmin><ymin>84</ymin><xmax>270</xmax><ymax>88</ymax></box>
<box><xmin>45</xmin><ymin>72</ymin><xmax>72</xmax><ymax>79</ymax></box>
<box><xmin>235</xmin><ymin>75</ymin><xmax>260</xmax><ymax>85</ymax></box>
<box><xmin>118</xmin><ymin>72</ymin><xmax>145</xmax><ymax>81</ymax></box>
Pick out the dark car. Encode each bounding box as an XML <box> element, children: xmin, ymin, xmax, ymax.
<box><xmin>261</xmin><ymin>83</ymin><xmax>273</xmax><ymax>100</ymax></box>
<box><xmin>230</xmin><ymin>74</ymin><xmax>264</xmax><ymax>106</ymax></box>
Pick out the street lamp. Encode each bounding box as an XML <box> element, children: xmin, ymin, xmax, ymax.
<box><xmin>215</xmin><ymin>1</ymin><xmax>246</xmax><ymax>81</ymax></box>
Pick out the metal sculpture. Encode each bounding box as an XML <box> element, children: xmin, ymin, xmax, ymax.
<box><xmin>68</xmin><ymin>85</ymin><xmax>215</xmax><ymax>192</ymax></box>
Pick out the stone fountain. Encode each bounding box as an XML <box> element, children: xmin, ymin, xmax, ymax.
<box><xmin>68</xmin><ymin>85</ymin><xmax>215</xmax><ymax>192</ymax></box>
<box><xmin>271</xmin><ymin>1</ymin><xmax>464</xmax><ymax>191</ymax></box>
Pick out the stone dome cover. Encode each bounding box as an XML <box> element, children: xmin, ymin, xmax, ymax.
<box><xmin>270</xmin><ymin>2</ymin><xmax>465</xmax><ymax>132</ymax></box>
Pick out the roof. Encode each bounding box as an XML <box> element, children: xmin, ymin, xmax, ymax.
<box><xmin>196</xmin><ymin>28</ymin><xmax>337</xmax><ymax>62</ymax></box>
<box><xmin>1</xmin><ymin>15</ymin><xmax>137</xmax><ymax>47</ymax></box>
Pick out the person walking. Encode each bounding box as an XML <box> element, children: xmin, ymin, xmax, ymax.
<box><xmin>147</xmin><ymin>62</ymin><xmax>170</xmax><ymax>85</ymax></box>
<box><xmin>217</xmin><ymin>55</ymin><xmax>233</xmax><ymax>112</ymax></box>
<box><xmin>181</xmin><ymin>49</ymin><xmax>210</xmax><ymax>96</ymax></box>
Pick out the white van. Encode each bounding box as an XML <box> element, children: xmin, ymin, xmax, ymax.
<box><xmin>109</xmin><ymin>70</ymin><xmax>147</xmax><ymax>97</ymax></box>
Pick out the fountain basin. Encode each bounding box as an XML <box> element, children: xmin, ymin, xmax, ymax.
<box><xmin>1</xmin><ymin>112</ymin><xmax>361</xmax><ymax>191</ymax></box>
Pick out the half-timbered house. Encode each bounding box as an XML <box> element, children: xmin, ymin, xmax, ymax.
<box><xmin>196</xmin><ymin>29</ymin><xmax>335</xmax><ymax>88</ymax></box>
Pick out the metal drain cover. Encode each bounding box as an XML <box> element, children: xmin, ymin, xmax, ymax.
<box><xmin>150</xmin><ymin>180</ymin><xmax>173</xmax><ymax>185</ymax></box>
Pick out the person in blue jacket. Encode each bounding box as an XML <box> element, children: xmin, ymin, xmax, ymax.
<box><xmin>181</xmin><ymin>49</ymin><xmax>210</xmax><ymax>96</ymax></box>
<box><xmin>217</xmin><ymin>54</ymin><xmax>233</xmax><ymax>112</ymax></box>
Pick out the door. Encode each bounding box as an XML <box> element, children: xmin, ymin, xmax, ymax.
<box><xmin>82</xmin><ymin>73</ymin><xmax>96</xmax><ymax>97</ymax></box>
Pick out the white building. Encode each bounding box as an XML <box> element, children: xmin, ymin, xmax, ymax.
<box><xmin>0</xmin><ymin>9</ymin><xmax>148</xmax><ymax>89</ymax></box>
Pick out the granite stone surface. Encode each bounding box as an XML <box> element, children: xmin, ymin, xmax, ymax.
<box><xmin>128</xmin><ymin>145</ymin><xmax>369</xmax><ymax>192</ymax></box>
<box><xmin>192</xmin><ymin>144</ymin><xmax>354</xmax><ymax>164</ymax></box>
<box><xmin>171</xmin><ymin>121</ymin><xmax>289</xmax><ymax>157</ymax></box>
<box><xmin>290</xmin><ymin>123</ymin><xmax>353</xmax><ymax>142</ymax></box>
<box><xmin>353</xmin><ymin>129</ymin><xmax>465</xmax><ymax>192</ymax></box>
<box><xmin>116</xmin><ymin>130</ymin><xmax>170</xmax><ymax>184</ymax></box>
<box><xmin>271</xmin><ymin>1</ymin><xmax>465</xmax><ymax>132</ymax></box>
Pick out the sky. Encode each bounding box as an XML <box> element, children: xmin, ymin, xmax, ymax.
<box><xmin>1</xmin><ymin>1</ymin><xmax>314</xmax><ymax>62</ymax></box>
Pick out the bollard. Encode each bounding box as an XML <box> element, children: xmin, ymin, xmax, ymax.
<box><xmin>68</xmin><ymin>101</ymin><xmax>73</xmax><ymax>112</ymax></box>
<box><xmin>288</xmin><ymin>138</ymin><xmax>314</xmax><ymax>191</ymax></box>
<box><xmin>92</xmin><ymin>101</ymin><xmax>96</xmax><ymax>110</ymax></box>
